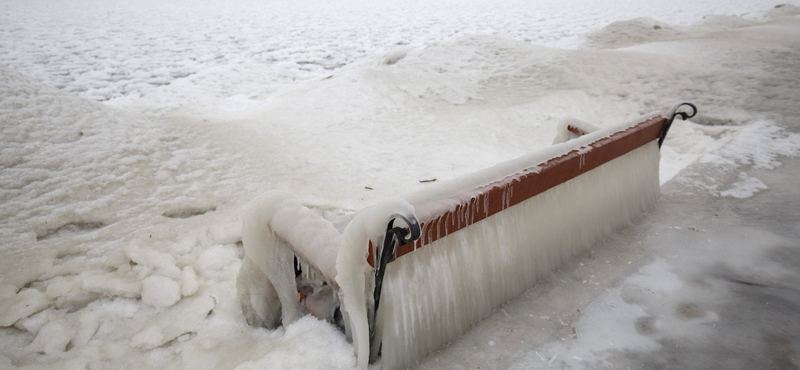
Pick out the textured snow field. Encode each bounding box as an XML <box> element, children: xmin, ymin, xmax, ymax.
<box><xmin>2</xmin><ymin>0</ymin><xmax>800</xmax><ymax>369</ymax></box>
<box><xmin>0</xmin><ymin>0</ymin><xmax>794</xmax><ymax>112</ymax></box>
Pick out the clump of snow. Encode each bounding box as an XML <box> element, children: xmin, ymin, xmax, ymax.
<box><xmin>586</xmin><ymin>17</ymin><xmax>681</xmax><ymax>49</ymax></box>
<box><xmin>79</xmin><ymin>273</ymin><xmax>142</xmax><ymax>299</ymax></box>
<box><xmin>693</xmin><ymin>14</ymin><xmax>757</xmax><ymax>31</ymax></box>
<box><xmin>382</xmin><ymin>49</ymin><xmax>408</xmax><ymax>65</ymax></box>
<box><xmin>678</xmin><ymin>120</ymin><xmax>800</xmax><ymax>198</ymax></box>
<box><xmin>232</xmin><ymin>316</ymin><xmax>355</xmax><ymax>370</ymax></box>
<box><xmin>707</xmin><ymin>121</ymin><xmax>800</xmax><ymax>170</ymax></box>
<box><xmin>141</xmin><ymin>275</ymin><xmax>181</xmax><ymax>308</ymax></box>
<box><xmin>719</xmin><ymin>172</ymin><xmax>769</xmax><ymax>198</ymax></box>
<box><xmin>130</xmin><ymin>325</ymin><xmax>166</xmax><ymax>349</ymax></box>
<box><xmin>131</xmin><ymin>295</ymin><xmax>216</xmax><ymax>350</ymax></box>
<box><xmin>0</xmin><ymin>289</ymin><xmax>51</xmax><ymax>327</ymax></box>
<box><xmin>195</xmin><ymin>245</ymin><xmax>239</xmax><ymax>276</ymax></box>
<box><xmin>125</xmin><ymin>244</ymin><xmax>181</xmax><ymax>279</ymax></box>
<box><xmin>180</xmin><ymin>267</ymin><xmax>200</xmax><ymax>297</ymax></box>
<box><xmin>27</xmin><ymin>318</ymin><xmax>75</xmax><ymax>355</ymax></box>
<box><xmin>766</xmin><ymin>3</ymin><xmax>800</xmax><ymax>18</ymax></box>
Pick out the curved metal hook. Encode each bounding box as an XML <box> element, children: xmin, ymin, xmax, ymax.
<box><xmin>658</xmin><ymin>101</ymin><xmax>698</xmax><ymax>149</ymax></box>
<box><xmin>388</xmin><ymin>213</ymin><xmax>421</xmax><ymax>245</ymax></box>
<box><xmin>373</xmin><ymin>212</ymin><xmax>421</xmax><ymax>314</ymax></box>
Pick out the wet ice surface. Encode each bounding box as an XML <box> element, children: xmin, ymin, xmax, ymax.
<box><xmin>420</xmin><ymin>162</ymin><xmax>800</xmax><ymax>370</ymax></box>
<box><xmin>2</xmin><ymin>0</ymin><xmax>800</xmax><ymax>369</ymax></box>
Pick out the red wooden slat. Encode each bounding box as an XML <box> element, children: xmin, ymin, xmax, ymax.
<box><xmin>368</xmin><ymin>116</ymin><xmax>667</xmax><ymax>266</ymax></box>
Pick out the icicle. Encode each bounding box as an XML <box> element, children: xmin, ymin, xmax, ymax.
<box><xmin>378</xmin><ymin>142</ymin><xmax>661</xmax><ymax>369</ymax></box>
<box><xmin>483</xmin><ymin>193</ymin><xmax>490</xmax><ymax>217</ymax></box>
<box><xmin>337</xmin><ymin>197</ymin><xmax>416</xmax><ymax>369</ymax></box>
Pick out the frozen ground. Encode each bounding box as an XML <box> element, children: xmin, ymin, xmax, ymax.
<box><xmin>2</xmin><ymin>0</ymin><xmax>800</xmax><ymax>369</ymax></box>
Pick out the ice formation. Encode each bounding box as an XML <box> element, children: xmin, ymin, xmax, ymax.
<box><xmin>377</xmin><ymin>142</ymin><xmax>660</xmax><ymax>369</ymax></box>
<box><xmin>238</xmin><ymin>108</ymin><xmax>664</xmax><ymax>368</ymax></box>
<box><xmin>238</xmin><ymin>191</ymin><xmax>343</xmax><ymax>329</ymax></box>
<box><xmin>239</xmin><ymin>193</ymin><xmax>418</xmax><ymax>368</ymax></box>
<box><xmin>335</xmin><ymin>198</ymin><xmax>416</xmax><ymax>368</ymax></box>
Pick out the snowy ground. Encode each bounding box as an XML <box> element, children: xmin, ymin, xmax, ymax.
<box><xmin>2</xmin><ymin>0</ymin><xmax>800</xmax><ymax>369</ymax></box>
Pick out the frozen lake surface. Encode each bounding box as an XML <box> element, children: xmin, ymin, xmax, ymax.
<box><xmin>2</xmin><ymin>0</ymin><xmax>800</xmax><ymax>369</ymax></box>
<box><xmin>0</xmin><ymin>0</ymin><xmax>794</xmax><ymax>110</ymax></box>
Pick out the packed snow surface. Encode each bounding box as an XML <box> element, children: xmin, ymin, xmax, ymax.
<box><xmin>2</xmin><ymin>0</ymin><xmax>800</xmax><ymax>369</ymax></box>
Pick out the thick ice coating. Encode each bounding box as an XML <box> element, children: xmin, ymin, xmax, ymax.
<box><xmin>238</xmin><ymin>192</ymin><xmax>417</xmax><ymax>368</ymax></box>
<box><xmin>238</xmin><ymin>107</ymin><xmax>663</xmax><ymax>369</ymax></box>
<box><xmin>335</xmin><ymin>198</ymin><xmax>416</xmax><ymax>368</ymax></box>
<box><xmin>378</xmin><ymin>142</ymin><xmax>660</xmax><ymax>368</ymax></box>
<box><xmin>238</xmin><ymin>191</ymin><xmax>343</xmax><ymax>328</ymax></box>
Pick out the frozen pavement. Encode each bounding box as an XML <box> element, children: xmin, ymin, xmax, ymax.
<box><xmin>416</xmin><ymin>153</ymin><xmax>800</xmax><ymax>370</ymax></box>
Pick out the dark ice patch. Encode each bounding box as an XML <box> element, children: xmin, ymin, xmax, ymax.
<box><xmin>36</xmin><ymin>222</ymin><xmax>107</xmax><ymax>241</ymax></box>
<box><xmin>162</xmin><ymin>206</ymin><xmax>216</xmax><ymax>219</ymax></box>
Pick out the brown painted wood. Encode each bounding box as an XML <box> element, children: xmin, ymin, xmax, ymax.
<box><xmin>367</xmin><ymin>116</ymin><xmax>667</xmax><ymax>266</ymax></box>
<box><xmin>567</xmin><ymin>125</ymin><xmax>588</xmax><ymax>136</ymax></box>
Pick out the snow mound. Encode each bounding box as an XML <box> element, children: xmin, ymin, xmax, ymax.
<box><xmin>587</xmin><ymin>17</ymin><xmax>682</xmax><ymax>49</ymax></box>
<box><xmin>693</xmin><ymin>14</ymin><xmax>757</xmax><ymax>31</ymax></box>
<box><xmin>766</xmin><ymin>3</ymin><xmax>800</xmax><ymax>18</ymax></box>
